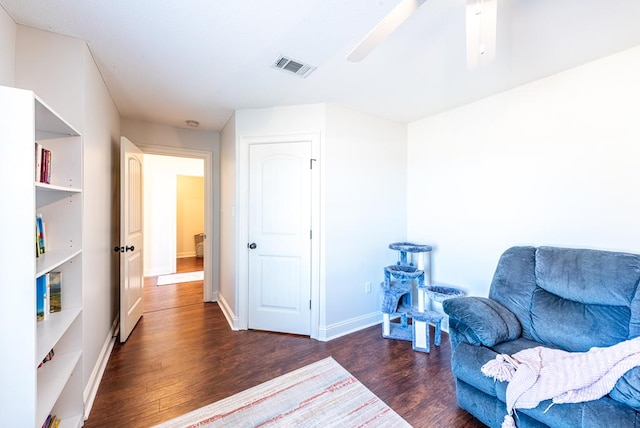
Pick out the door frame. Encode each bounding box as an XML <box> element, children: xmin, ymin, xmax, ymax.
<box><xmin>137</xmin><ymin>144</ymin><xmax>219</xmax><ymax>302</ymax></box>
<box><xmin>238</xmin><ymin>133</ymin><xmax>321</xmax><ymax>339</ymax></box>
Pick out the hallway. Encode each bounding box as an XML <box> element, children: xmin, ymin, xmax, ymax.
<box><xmin>143</xmin><ymin>256</ymin><xmax>204</xmax><ymax>313</ymax></box>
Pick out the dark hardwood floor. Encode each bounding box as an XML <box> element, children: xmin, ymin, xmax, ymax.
<box><xmin>85</xmin><ymin>258</ymin><xmax>484</xmax><ymax>428</ymax></box>
<box><xmin>143</xmin><ymin>257</ymin><xmax>204</xmax><ymax>313</ymax></box>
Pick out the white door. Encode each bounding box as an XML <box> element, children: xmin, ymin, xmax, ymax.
<box><xmin>119</xmin><ymin>136</ymin><xmax>144</xmax><ymax>342</ymax></box>
<box><xmin>248</xmin><ymin>141</ymin><xmax>312</xmax><ymax>335</ymax></box>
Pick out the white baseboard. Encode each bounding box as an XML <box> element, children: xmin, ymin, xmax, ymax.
<box><xmin>318</xmin><ymin>311</ymin><xmax>383</xmax><ymax>342</ymax></box>
<box><xmin>217</xmin><ymin>294</ymin><xmax>241</xmax><ymax>330</ymax></box>
<box><xmin>177</xmin><ymin>251</ymin><xmax>197</xmax><ymax>258</ymax></box>
<box><xmin>317</xmin><ymin>309</ymin><xmax>450</xmax><ymax>342</ymax></box>
<box><xmin>207</xmin><ymin>291</ymin><xmax>219</xmax><ymax>303</ymax></box>
<box><xmin>84</xmin><ymin>317</ymin><xmax>119</xmax><ymax>420</ymax></box>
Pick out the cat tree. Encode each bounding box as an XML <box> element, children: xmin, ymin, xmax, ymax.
<box><xmin>381</xmin><ymin>242</ymin><xmax>444</xmax><ymax>352</ymax></box>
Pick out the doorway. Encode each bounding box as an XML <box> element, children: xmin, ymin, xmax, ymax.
<box><xmin>137</xmin><ymin>146</ymin><xmax>217</xmax><ymax>313</ymax></box>
<box><xmin>238</xmin><ymin>133</ymin><xmax>321</xmax><ymax>339</ymax></box>
<box><xmin>142</xmin><ymin>154</ymin><xmax>204</xmax><ymax>312</ymax></box>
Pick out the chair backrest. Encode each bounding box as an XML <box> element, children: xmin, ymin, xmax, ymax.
<box><xmin>488</xmin><ymin>246</ymin><xmax>640</xmax><ymax>352</ymax></box>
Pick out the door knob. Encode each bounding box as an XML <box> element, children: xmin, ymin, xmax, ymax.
<box><xmin>113</xmin><ymin>245</ymin><xmax>135</xmax><ymax>253</ymax></box>
<box><xmin>248</xmin><ymin>243</ymin><xmax>257</xmax><ymax>249</ymax></box>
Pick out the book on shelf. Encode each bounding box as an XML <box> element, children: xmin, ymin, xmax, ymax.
<box><xmin>35</xmin><ymin>142</ymin><xmax>52</xmax><ymax>184</ymax></box>
<box><xmin>35</xmin><ymin>142</ymin><xmax>43</xmax><ymax>182</ymax></box>
<box><xmin>36</xmin><ymin>275</ymin><xmax>48</xmax><ymax>321</ymax></box>
<box><xmin>36</xmin><ymin>221</ymin><xmax>40</xmax><ymax>258</ymax></box>
<box><xmin>42</xmin><ymin>413</ymin><xmax>60</xmax><ymax>428</ymax></box>
<box><xmin>43</xmin><ymin>148</ymin><xmax>51</xmax><ymax>183</ymax></box>
<box><xmin>38</xmin><ymin>348</ymin><xmax>55</xmax><ymax>368</ymax></box>
<box><xmin>36</xmin><ymin>271</ymin><xmax>61</xmax><ymax>320</ymax></box>
<box><xmin>49</xmin><ymin>271</ymin><xmax>62</xmax><ymax>313</ymax></box>
<box><xmin>36</xmin><ymin>213</ymin><xmax>46</xmax><ymax>254</ymax></box>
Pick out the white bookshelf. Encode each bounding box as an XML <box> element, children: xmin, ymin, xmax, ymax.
<box><xmin>0</xmin><ymin>86</ymin><xmax>84</xmax><ymax>427</ymax></box>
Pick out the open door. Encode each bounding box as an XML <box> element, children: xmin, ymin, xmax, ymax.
<box><xmin>119</xmin><ymin>136</ymin><xmax>144</xmax><ymax>342</ymax></box>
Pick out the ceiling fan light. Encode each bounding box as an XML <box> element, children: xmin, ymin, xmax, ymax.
<box><xmin>466</xmin><ymin>0</ymin><xmax>497</xmax><ymax>69</ymax></box>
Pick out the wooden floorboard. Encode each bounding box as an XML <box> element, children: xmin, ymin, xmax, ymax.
<box><xmin>85</xmin><ymin>257</ymin><xmax>484</xmax><ymax>428</ymax></box>
<box><xmin>143</xmin><ymin>257</ymin><xmax>204</xmax><ymax>313</ymax></box>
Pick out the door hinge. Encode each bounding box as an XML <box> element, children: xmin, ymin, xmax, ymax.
<box><xmin>310</xmin><ymin>158</ymin><xmax>316</xmax><ymax>169</ymax></box>
<box><xmin>310</xmin><ymin>230</ymin><xmax>312</xmax><ymax>239</ymax></box>
<box><xmin>309</xmin><ymin>300</ymin><xmax>312</xmax><ymax>310</ymax></box>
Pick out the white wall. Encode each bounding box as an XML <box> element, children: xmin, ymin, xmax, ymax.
<box><xmin>15</xmin><ymin>26</ymin><xmax>84</xmax><ymax>130</ymax></box>
<box><xmin>322</xmin><ymin>104</ymin><xmax>407</xmax><ymax>338</ymax></box>
<box><xmin>143</xmin><ymin>154</ymin><xmax>204</xmax><ymax>276</ymax></box>
<box><xmin>0</xmin><ymin>6</ymin><xmax>15</xmax><ymax>86</ymax></box>
<box><xmin>219</xmin><ymin>112</ymin><xmax>238</xmax><ymax>322</ymax></box>
<box><xmin>236</xmin><ymin>104</ymin><xmax>326</xmax><ymax>136</ymax></box>
<box><xmin>81</xmin><ymin>47</ymin><xmax>121</xmax><ymax>413</ymax></box>
<box><xmin>407</xmin><ymin>45</ymin><xmax>640</xmax><ymax>302</ymax></box>
<box><xmin>14</xmin><ymin>26</ymin><xmax>121</xmax><ymax>415</ymax></box>
<box><xmin>121</xmin><ymin>118</ymin><xmax>219</xmax><ymax>152</ymax></box>
<box><xmin>229</xmin><ymin>104</ymin><xmax>407</xmax><ymax>340</ymax></box>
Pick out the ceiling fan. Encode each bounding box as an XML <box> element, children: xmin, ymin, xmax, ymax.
<box><xmin>347</xmin><ymin>0</ymin><xmax>497</xmax><ymax>69</ymax></box>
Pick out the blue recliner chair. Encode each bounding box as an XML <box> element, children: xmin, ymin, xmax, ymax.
<box><xmin>443</xmin><ymin>246</ymin><xmax>640</xmax><ymax>427</ymax></box>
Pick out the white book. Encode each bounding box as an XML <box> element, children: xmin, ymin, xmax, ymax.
<box><xmin>35</xmin><ymin>142</ymin><xmax>43</xmax><ymax>182</ymax></box>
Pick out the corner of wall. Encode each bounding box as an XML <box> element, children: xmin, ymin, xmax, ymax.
<box><xmin>0</xmin><ymin>5</ymin><xmax>16</xmax><ymax>86</ymax></box>
<box><xmin>217</xmin><ymin>293</ymin><xmax>241</xmax><ymax>331</ymax></box>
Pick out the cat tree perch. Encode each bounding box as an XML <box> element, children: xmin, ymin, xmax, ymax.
<box><xmin>381</xmin><ymin>242</ymin><xmax>463</xmax><ymax>352</ymax></box>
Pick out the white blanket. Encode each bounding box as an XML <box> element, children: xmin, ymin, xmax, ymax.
<box><xmin>481</xmin><ymin>337</ymin><xmax>640</xmax><ymax>428</ymax></box>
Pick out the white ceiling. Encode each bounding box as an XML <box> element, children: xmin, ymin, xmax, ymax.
<box><xmin>2</xmin><ymin>0</ymin><xmax>640</xmax><ymax>131</ymax></box>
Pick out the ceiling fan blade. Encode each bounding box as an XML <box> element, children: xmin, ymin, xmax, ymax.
<box><xmin>347</xmin><ymin>0</ymin><xmax>427</xmax><ymax>62</ymax></box>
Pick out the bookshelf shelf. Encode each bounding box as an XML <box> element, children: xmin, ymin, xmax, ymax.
<box><xmin>36</xmin><ymin>249</ymin><xmax>82</xmax><ymax>278</ymax></box>
<box><xmin>0</xmin><ymin>86</ymin><xmax>84</xmax><ymax>427</ymax></box>
<box><xmin>36</xmin><ymin>351</ymin><xmax>82</xmax><ymax>425</ymax></box>
<box><xmin>36</xmin><ymin>183</ymin><xmax>82</xmax><ymax>207</ymax></box>
<box><xmin>36</xmin><ymin>308</ymin><xmax>82</xmax><ymax>362</ymax></box>
<box><xmin>57</xmin><ymin>415</ymin><xmax>84</xmax><ymax>428</ymax></box>
<box><xmin>36</xmin><ymin>182</ymin><xmax>82</xmax><ymax>193</ymax></box>
<box><xmin>34</xmin><ymin>96</ymin><xmax>79</xmax><ymax>139</ymax></box>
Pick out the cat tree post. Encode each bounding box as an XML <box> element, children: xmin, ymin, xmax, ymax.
<box><xmin>381</xmin><ymin>242</ymin><xmax>442</xmax><ymax>351</ymax></box>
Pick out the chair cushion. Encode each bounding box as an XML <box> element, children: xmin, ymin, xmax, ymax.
<box><xmin>529</xmin><ymin>247</ymin><xmax>640</xmax><ymax>351</ymax></box>
<box><xmin>535</xmin><ymin>246</ymin><xmax>640</xmax><ymax>306</ymax></box>
<box><xmin>444</xmin><ymin>297</ymin><xmax>521</xmax><ymax>347</ymax></box>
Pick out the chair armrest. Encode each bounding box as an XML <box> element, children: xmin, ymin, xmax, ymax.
<box><xmin>610</xmin><ymin>366</ymin><xmax>640</xmax><ymax>411</ymax></box>
<box><xmin>443</xmin><ymin>297</ymin><xmax>521</xmax><ymax>347</ymax></box>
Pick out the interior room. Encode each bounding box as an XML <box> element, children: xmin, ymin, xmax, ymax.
<box><xmin>1</xmin><ymin>1</ymin><xmax>639</xmax><ymax>427</ymax></box>
<box><xmin>143</xmin><ymin>154</ymin><xmax>206</xmax><ymax>312</ymax></box>
<box><xmin>143</xmin><ymin>154</ymin><xmax>205</xmax><ymax>277</ymax></box>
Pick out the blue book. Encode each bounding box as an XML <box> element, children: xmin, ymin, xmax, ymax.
<box><xmin>36</xmin><ymin>275</ymin><xmax>47</xmax><ymax>321</ymax></box>
<box><xmin>36</xmin><ymin>214</ymin><xmax>46</xmax><ymax>254</ymax></box>
<box><xmin>49</xmin><ymin>272</ymin><xmax>62</xmax><ymax>313</ymax></box>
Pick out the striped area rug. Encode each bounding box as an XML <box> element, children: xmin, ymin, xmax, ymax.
<box><xmin>153</xmin><ymin>357</ymin><xmax>410</xmax><ymax>428</ymax></box>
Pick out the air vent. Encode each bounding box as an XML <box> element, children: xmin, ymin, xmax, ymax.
<box><xmin>272</xmin><ymin>55</ymin><xmax>317</xmax><ymax>78</ymax></box>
